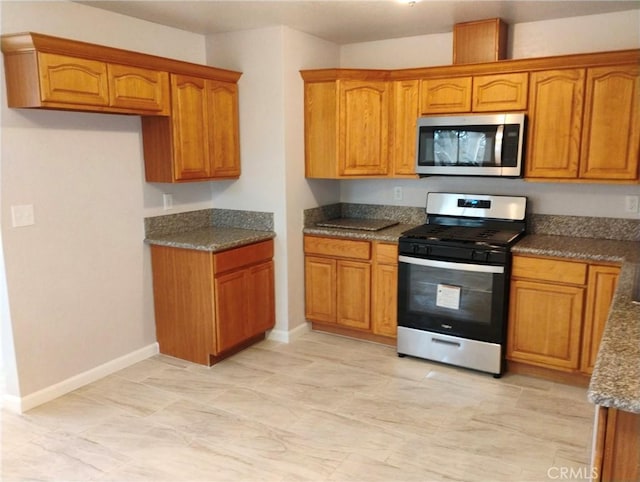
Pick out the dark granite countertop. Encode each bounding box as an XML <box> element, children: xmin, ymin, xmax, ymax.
<box><xmin>145</xmin><ymin>226</ymin><xmax>275</xmax><ymax>252</ymax></box>
<box><xmin>513</xmin><ymin>234</ymin><xmax>640</xmax><ymax>414</ymax></box>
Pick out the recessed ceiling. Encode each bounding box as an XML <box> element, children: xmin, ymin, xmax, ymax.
<box><xmin>76</xmin><ymin>0</ymin><xmax>639</xmax><ymax>45</ymax></box>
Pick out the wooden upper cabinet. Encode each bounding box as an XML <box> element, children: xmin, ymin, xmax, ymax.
<box><xmin>108</xmin><ymin>63</ymin><xmax>169</xmax><ymax>114</ymax></box>
<box><xmin>4</xmin><ymin>47</ymin><xmax>169</xmax><ymax>114</ymax></box>
<box><xmin>472</xmin><ymin>72</ymin><xmax>528</xmax><ymax>112</ymax></box>
<box><xmin>301</xmin><ymin>71</ymin><xmax>390</xmax><ymax>178</ymax></box>
<box><xmin>142</xmin><ymin>74</ymin><xmax>241</xmax><ymax>182</ymax></box>
<box><xmin>339</xmin><ymin>80</ymin><xmax>390</xmax><ymax>176</ymax></box>
<box><xmin>420</xmin><ymin>73</ymin><xmax>527</xmax><ymax>114</ymax></box>
<box><xmin>420</xmin><ymin>77</ymin><xmax>472</xmax><ymax>114</ymax></box>
<box><xmin>526</xmin><ymin>64</ymin><xmax>639</xmax><ymax>182</ymax></box>
<box><xmin>526</xmin><ymin>69</ymin><xmax>585</xmax><ymax>179</ymax></box>
<box><xmin>580</xmin><ymin>65</ymin><xmax>640</xmax><ymax>180</ymax></box>
<box><xmin>171</xmin><ymin>74</ymin><xmax>211</xmax><ymax>181</ymax></box>
<box><xmin>390</xmin><ymin>80</ymin><xmax>419</xmax><ymax>176</ymax></box>
<box><xmin>38</xmin><ymin>53</ymin><xmax>109</xmax><ymax>106</ymax></box>
<box><xmin>207</xmin><ymin>80</ymin><xmax>241</xmax><ymax>178</ymax></box>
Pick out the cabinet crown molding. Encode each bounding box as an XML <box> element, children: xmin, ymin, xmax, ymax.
<box><xmin>1</xmin><ymin>32</ymin><xmax>242</xmax><ymax>82</ymax></box>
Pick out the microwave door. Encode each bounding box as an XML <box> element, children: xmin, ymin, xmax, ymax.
<box><xmin>433</xmin><ymin>130</ymin><xmax>458</xmax><ymax>165</ymax></box>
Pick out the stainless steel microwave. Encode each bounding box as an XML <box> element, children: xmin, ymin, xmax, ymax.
<box><xmin>416</xmin><ymin>113</ymin><xmax>526</xmax><ymax>177</ymax></box>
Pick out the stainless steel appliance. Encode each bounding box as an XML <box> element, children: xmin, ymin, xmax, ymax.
<box><xmin>397</xmin><ymin>192</ymin><xmax>527</xmax><ymax>377</ymax></box>
<box><xmin>416</xmin><ymin>113</ymin><xmax>526</xmax><ymax>177</ymax></box>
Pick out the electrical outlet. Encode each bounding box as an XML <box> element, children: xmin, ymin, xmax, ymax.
<box><xmin>625</xmin><ymin>195</ymin><xmax>639</xmax><ymax>214</ymax></box>
<box><xmin>162</xmin><ymin>193</ymin><xmax>173</xmax><ymax>210</ymax></box>
<box><xmin>393</xmin><ymin>186</ymin><xmax>403</xmax><ymax>201</ymax></box>
<box><xmin>11</xmin><ymin>204</ymin><xmax>35</xmax><ymax>227</ymax></box>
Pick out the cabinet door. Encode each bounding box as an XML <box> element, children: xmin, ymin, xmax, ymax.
<box><xmin>207</xmin><ymin>80</ymin><xmax>241</xmax><ymax>178</ymax></box>
<box><xmin>526</xmin><ymin>69</ymin><xmax>585</xmax><ymax>179</ymax></box>
<box><xmin>336</xmin><ymin>260</ymin><xmax>371</xmax><ymax>330</ymax></box>
<box><xmin>171</xmin><ymin>74</ymin><xmax>212</xmax><ymax>181</ymax></box>
<box><xmin>390</xmin><ymin>80</ymin><xmax>419</xmax><ymax>176</ymax></box>
<box><xmin>247</xmin><ymin>261</ymin><xmax>275</xmax><ymax>336</ymax></box>
<box><xmin>372</xmin><ymin>264</ymin><xmax>398</xmax><ymax>337</ymax></box>
<box><xmin>215</xmin><ymin>269</ymin><xmax>248</xmax><ymax>353</ymax></box>
<box><xmin>338</xmin><ymin>80</ymin><xmax>390</xmax><ymax>176</ymax></box>
<box><xmin>419</xmin><ymin>77</ymin><xmax>471</xmax><ymax>114</ymax></box>
<box><xmin>372</xmin><ymin>243</ymin><xmax>398</xmax><ymax>338</ymax></box>
<box><xmin>581</xmin><ymin>265</ymin><xmax>620</xmax><ymax>374</ymax></box>
<box><xmin>37</xmin><ymin>52</ymin><xmax>108</xmax><ymax>106</ymax></box>
<box><xmin>580</xmin><ymin>65</ymin><xmax>640</xmax><ymax>180</ymax></box>
<box><xmin>472</xmin><ymin>72</ymin><xmax>528</xmax><ymax>112</ymax></box>
<box><xmin>108</xmin><ymin>64</ymin><xmax>169</xmax><ymax>114</ymax></box>
<box><xmin>508</xmin><ymin>279</ymin><xmax>584</xmax><ymax>370</ymax></box>
<box><xmin>305</xmin><ymin>256</ymin><xmax>336</xmax><ymax>323</ymax></box>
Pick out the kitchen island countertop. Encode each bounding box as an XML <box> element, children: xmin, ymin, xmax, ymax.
<box><xmin>512</xmin><ymin>234</ymin><xmax>640</xmax><ymax>414</ymax></box>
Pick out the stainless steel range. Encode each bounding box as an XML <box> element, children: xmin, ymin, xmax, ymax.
<box><xmin>397</xmin><ymin>192</ymin><xmax>527</xmax><ymax>377</ymax></box>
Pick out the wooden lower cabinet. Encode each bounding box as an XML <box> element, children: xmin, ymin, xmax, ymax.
<box><xmin>150</xmin><ymin>239</ymin><xmax>275</xmax><ymax>365</ymax></box>
<box><xmin>372</xmin><ymin>242</ymin><xmax>398</xmax><ymax>337</ymax></box>
<box><xmin>592</xmin><ymin>406</ymin><xmax>640</xmax><ymax>482</ymax></box>
<box><xmin>507</xmin><ymin>254</ymin><xmax>619</xmax><ymax>381</ymax></box>
<box><xmin>304</xmin><ymin>235</ymin><xmax>397</xmax><ymax>343</ymax></box>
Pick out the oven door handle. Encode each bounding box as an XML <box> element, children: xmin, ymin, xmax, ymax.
<box><xmin>398</xmin><ymin>255</ymin><xmax>505</xmax><ymax>274</ymax></box>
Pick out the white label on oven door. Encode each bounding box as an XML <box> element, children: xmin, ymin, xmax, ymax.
<box><xmin>436</xmin><ymin>284</ymin><xmax>461</xmax><ymax>310</ymax></box>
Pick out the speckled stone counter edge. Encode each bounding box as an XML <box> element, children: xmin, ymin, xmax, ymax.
<box><xmin>145</xmin><ymin>208</ymin><xmax>274</xmax><ymax>237</ymax></box>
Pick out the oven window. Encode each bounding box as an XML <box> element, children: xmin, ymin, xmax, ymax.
<box><xmin>407</xmin><ymin>265</ymin><xmax>492</xmax><ymax>324</ymax></box>
<box><xmin>397</xmin><ymin>259</ymin><xmax>508</xmax><ymax>343</ymax></box>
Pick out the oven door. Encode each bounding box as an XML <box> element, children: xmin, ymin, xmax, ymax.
<box><xmin>397</xmin><ymin>255</ymin><xmax>508</xmax><ymax>344</ymax></box>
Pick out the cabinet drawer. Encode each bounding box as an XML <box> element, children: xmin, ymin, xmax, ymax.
<box><xmin>512</xmin><ymin>255</ymin><xmax>587</xmax><ymax>285</ymax></box>
<box><xmin>213</xmin><ymin>239</ymin><xmax>274</xmax><ymax>273</ymax></box>
<box><xmin>375</xmin><ymin>242</ymin><xmax>398</xmax><ymax>265</ymax></box>
<box><xmin>304</xmin><ymin>236</ymin><xmax>371</xmax><ymax>260</ymax></box>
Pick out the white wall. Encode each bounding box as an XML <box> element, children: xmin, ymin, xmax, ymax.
<box><xmin>0</xmin><ymin>1</ymin><xmax>209</xmax><ymax>402</ymax></box>
<box><xmin>205</xmin><ymin>26</ymin><xmax>340</xmax><ymax>336</ymax></box>
<box><xmin>339</xmin><ymin>10</ymin><xmax>640</xmax><ymax>218</ymax></box>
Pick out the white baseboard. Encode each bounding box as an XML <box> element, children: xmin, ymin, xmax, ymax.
<box><xmin>267</xmin><ymin>321</ymin><xmax>310</xmax><ymax>343</ymax></box>
<box><xmin>3</xmin><ymin>342</ymin><xmax>159</xmax><ymax>414</ymax></box>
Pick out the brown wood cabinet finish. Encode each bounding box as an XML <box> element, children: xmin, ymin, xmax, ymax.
<box><xmin>507</xmin><ymin>255</ymin><xmax>620</xmax><ymax>377</ymax></box>
<box><xmin>150</xmin><ymin>240</ymin><xmax>275</xmax><ymax>365</ymax></box>
<box><xmin>420</xmin><ymin>77</ymin><xmax>472</xmax><ymax>114</ymax></box>
<box><xmin>581</xmin><ymin>265</ymin><xmax>619</xmax><ymax>374</ymax></box>
<box><xmin>301</xmin><ymin>72</ymin><xmax>391</xmax><ymax>179</ymax></box>
<box><xmin>580</xmin><ymin>65</ymin><xmax>640</xmax><ymax>180</ymax></box>
<box><xmin>527</xmin><ymin>64</ymin><xmax>639</xmax><ymax>182</ymax></box>
<box><xmin>453</xmin><ymin>18</ymin><xmax>508</xmax><ymax>65</ymax></box>
<box><xmin>302</xmin><ymin>49</ymin><xmax>639</xmax><ymax>183</ymax></box>
<box><xmin>142</xmin><ymin>74</ymin><xmax>241</xmax><ymax>182</ymax></box>
<box><xmin>593</xmin><ymin>406</ymin><xmax>640</xmax><ymax>482</ymax></box>
<box><xmin>372</xmin><ymin>243</ymin><xmax>398</xmax><ymax>338</ymax></box>
<box><xmin>526</xmin><ymin>69</ymin><xmax>585</xmax><ymax>178</ymax></box>
<box><xmin>390</xmin><ymin>80</ymin><xmax>420</xmax><ymax>176</ymax></box>
<box><xmin>304</xmin><ymin>236</ymin><xmax>397</xmax><ymax>342</ymax></box>
<box><xmin>472</xmin><ymin>72</ymin><xmax>528</xmax><ymax>112</ymax></box>
<box><xmin>2</xmin><ymin>31</ymin><xmax>241</xmax><ymax>183</ymax></box>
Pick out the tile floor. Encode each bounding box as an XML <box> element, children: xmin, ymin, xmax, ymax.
<box><xmin>2</xmin><ymin>331</ymin><xmax>595</xmax><ymax>481</ymax></box>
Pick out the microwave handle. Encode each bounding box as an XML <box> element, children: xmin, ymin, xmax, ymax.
<box><xmin>494</xmin><ymin>124</ymin><xmax>504</xmax><ymax>166</ymax></box>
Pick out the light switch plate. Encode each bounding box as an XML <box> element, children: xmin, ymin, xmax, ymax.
<box><xmin>11</xmin><ymin>204</ymin><xmax>35</xmax><ymax>227</ymax></box>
